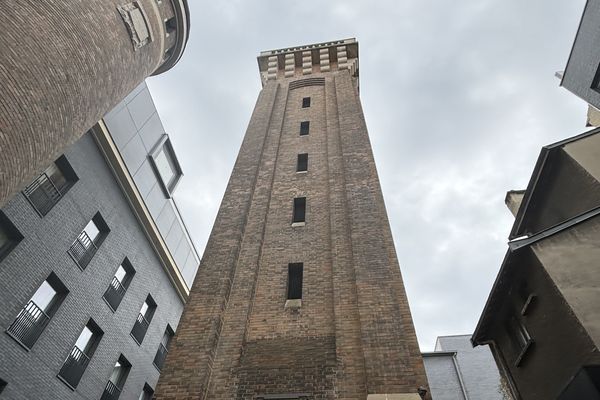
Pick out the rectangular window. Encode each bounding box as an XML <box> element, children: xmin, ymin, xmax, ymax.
<box><xmin>292</xmin><ymin>197</ymin><xmax>306</xmax><ymax>224</ymax></box>
<box><xmin>297</xmin><ymin>153</ymin><xmax>308</xmax><ymax>172</ymax></box>
<box><xmin>300</xmin><ymin>121</ymin><xmax>310</xmax><ymax>136</ymax></box>
<box><xmin>0</xmin><ymin>211</ymin><xmax>23</xmax><ymax>262</ymax></box>
<box><xmin>149</xmin><ymin>135</ymin><xmax>183</xmax><ymax>197</ymax></box>
<box><xmin>6</xmin><ymin>272</ymin><xmax>68</xmax><ymax>349</ymax></box>
<box><xmin>506</xmin><ymin>316</ymin><xmax>532</xmax><ymax>367</ymax></box>
<box><xmin>131</xmin><ymin>295</ymin><xmax>157</xmax><ymax>345</ymax></box>
<box><xmin>287</xmin><ymin>263</ymin><xmax>303</xmax><ymax>300</ymax></box>
<box><xmin>68</xmin><ymin>212</ymin><xmax>110</xmax><ymax>270</ymax></box>
<box><xmin>139</xmin><ymin>383</ymin><xmax>155</xmax><ymax>400</ymax></box>
<box><xmin>103</xmin><ymin>258</ymin><xmax>136</xmax><ymax>312</ymax></box>
<box><xmin>153</xmin><ymin>325</ymin><xmax>174</xmax><ymax>371</ymax></box>
<box><xmin>23</xmin><ymin>155</ymin><xmax>78</xmax><ymax>216</ymax></box>
<box><xmin>101</xmin><ymin>354</ymin><xmax>131</xmax><ymax>400</ymax></box>
<box><xmin>58</xmin><ymin>319</ymin><xmax>103</xmax><ymax>389</ymax></box>
<box><xmin>302</xmin><ymin>97</ymin><xmax>311</xmax><ymax>108</ymax></box>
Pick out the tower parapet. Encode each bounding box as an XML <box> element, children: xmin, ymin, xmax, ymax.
<box><xmin>257</xmin><ymin>38</ymin><xmax>359</xmax><ymax>85</ymax></box>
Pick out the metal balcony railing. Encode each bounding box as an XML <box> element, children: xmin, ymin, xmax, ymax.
<box><xmin>131</xmin><ymin>313</ymin><xmax>150</xmax><ymax>344</ymax></box>
<box><xmin>153</xmin><ymin>343</ymin><xmax>169</xmax><ymax>371</ymax></box>
<box><xmin>6</xmin><ymin>301</ymin><xmax>50</xmax><ymax>349</ymax></box>
<box><xmin>68</xmin><ymin>231</ymin><xmax>98</xmax><ymax>269</ymax></box>
<box><xmin>58</xmin><ymin>346</ymin><xmax>90</xmax><ymax>388</ymax></box>
<box><xmin>23</xmin><ymin>172</ymin><xmax>62</xmax><ymax>216</ymax></box>
<box><xmin>100</xmin><ymin>380</ymin><xmax>122</xmax><ymax>400</ymax></box>
<box><xmin>103</xmin><ymin>277</ymin><xmax>126</xmax><ymax>311</ymax></box>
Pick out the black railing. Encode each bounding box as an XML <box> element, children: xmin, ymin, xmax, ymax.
<box><xmin>100</xmin><ymin>380</ymin><xmax>122</xmax><ymax>400</ymax></box>
<box><xmin>103</xmin><ymin>277</ymin><xmax>126</xmax><ymax>311</ymax></box>
<box><xmin>58</xmin><ymin>346</ymin><xmax>90</xmax><ymax>388</ymax></box>
<box><xmin>131</xmin><ymin>313</ymin><xmax>150</xmax><ymax>344</ymax></box>
<box><xmin>23</xmin><ymin>173</ymin><xmax>62</xmax><ymax>216</ymax></box>
<box><xmin>6</xmin><ymin>301</ymin><xmax>50</xmax><ymax>349</ymax></box>
<box><xmin>68</xmin><ymin>231</ymin><xmax>97</xmax><ymax>269</ymax></box>
<box><xmin>153</xmin><ymin>343</ymin><xmax>169</xmax><ymax>371</ymax></box>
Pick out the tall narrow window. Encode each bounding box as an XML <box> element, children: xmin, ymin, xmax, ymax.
<box><xmin>165</xmin><ymin>16</ymin><xmax>177</xmax><ymax>35</ymax></box>
<box><xmin>101</xmin><ymin>355</ymin><xmax>131</xmax><ymax>400</ymax></box>
<box><xmin>6</xmin><ymin>273</ymin><xmax>68</xmax><ymax>349</ymax></box>
<box><xmin>131</xmin><ymin>295</ymin><xmax>157</xmax><ymax>345</ymax></box>
<box><xmin>300</xmin><ymin>121</ymin><xmax>310</xmax><ymax>136</ymax></box>
<box><xmin>68</xmin><ymin>213</ymin><xmax>110</xmax><ymax>270</ymax></box>
<box><xmin>302</xmin><ymin>97</ymin><xmax>311</xmax><ymax>108</ymax></box>
<box><xmin>287</xmin><ymin>263</ymin><xmax>303</xmax><ymax>300</ymax></box>
<box><xmin>103</xmin><ymin>259</ymin><xmax>136</xmax><ymax>311</ymax></box>
<box><xmin>0</xmin><ymin>211</ymin><xmax>23</xmax><ymax>262</ymax></box>
<box><xmin>139</xmin><ymin>383</ymin><xmax>155</xmax><ymax>400</ymax></box>
<box><xmin>58</xmin><ymin>319</ymin><xmax>103</xmax><ymax>389</ymax></box>
<box><xmin>292</xmin><ymin>197</ymin><xmax>306</xmax><ymax>224</ymax></box>
<box><xmin>297</xmin><ymin>153</ymin><xmax>308</xmax><ymax>172</ymax></box>
<box><xmin>153</xmin><ymin>325</ymin><xmax>174</xmax><ymax>371</ymax></box>
<box><xmin>506</xmin><ymin>316</ymin><xmax>533</xmax><ymax>366</ymax></box>
<box><xmin>23</xmin><ymin>155</ymin><xmax>78</xmax><ymax>216</ymax></box>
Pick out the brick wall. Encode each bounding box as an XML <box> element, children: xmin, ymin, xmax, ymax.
<box><xmin>156</xmin><ymin>65</ymin><xmax>428</xmax><ymax>399</ymax></box>
<box><xmin>0</xmin><ymin>0</ymin><xmax>182</xmax><ymax>208</ymax></box>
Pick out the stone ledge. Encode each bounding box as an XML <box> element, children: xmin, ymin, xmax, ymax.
<box><xmin>367</xmin><ymin>394</ymin><xmax>422</xmax><ymax>400</ymax></box>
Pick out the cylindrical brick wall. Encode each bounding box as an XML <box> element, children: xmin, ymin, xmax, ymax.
<box><xmin>0</xmin><ymin>0</ymin><xmax>189</xmax><ymax>206</ymax></box>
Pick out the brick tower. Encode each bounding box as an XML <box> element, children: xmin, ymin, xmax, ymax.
<box><xmin>156</xmin><ymin>38</ymin><xmax>429</xmax><ymax>400</ymax></box>
<box><xmin>0</xmin><ymin>0</ymin><xmax>190</xmax><ymax>207</ymax></box>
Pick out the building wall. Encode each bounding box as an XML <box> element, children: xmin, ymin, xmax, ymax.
<box><xmin>102</xmin><ymin>82</ymin><xmax>200</xmax><ymax>287</ymax></box>
<box><xmin>532</xmin><ymin>216</ymin><xmax>600</xmax><ymax>350</ymax></box>
<box><xmin>422</xmin><ymin>354</ymin><xmax>465</xmax><ymax>400</ymax></box>
<box><xmin>156</xmin><ymin>43</ymin><xmax>428</xmax><ymax>399</ymax></box>
<box><xmin>562</xmin><ymin>0</ymin><xmax>600</xmax><ymax>109</ymax></box>
<box><xmin>487</xmin><ymin>248</ymin><xmax>600</xmax><ymax>400</ymax></box>
<box><xmin>0</xmin><ymin>0</ymin><xmax>187</xmax><ymax>208</ymax></box>
<box><xmin>0</xmin><ymin>133</ymin><xmax>184</xmax><ymax>400</ymax></box>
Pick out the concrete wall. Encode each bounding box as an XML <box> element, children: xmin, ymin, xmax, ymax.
<box><xmin>103</xmin><ymin>82</ymin><xmax>200</xmax><ymax>287</ymax></box>
<box><xmin>0</xmin><ymin>133</ymin><xmax>184</xmax><ymax>400</ymax></box>
<box><xmin>487</xmin><ymin>248</ymin><xmax>600</xmax><ymax>400</ymax></box>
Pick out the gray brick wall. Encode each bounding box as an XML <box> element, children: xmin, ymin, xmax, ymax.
<box><xmin>0</xmin><ymin>132</ymin><xmax>184</xmax><ymax>400</ymax></box>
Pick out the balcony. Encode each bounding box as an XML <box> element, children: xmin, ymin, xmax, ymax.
<box><xmin>6</xmin><ymin>301</ymin><xmax>50</xmax><ymax>349</ymax></box>
<box><xmin>100</xmin><ymin>381</ymin><xmax>122</xmax><ymax>400</ymax></box>
<box><xmin>68</xmin><ymin>231</ymin><xmax>98</xmax><ymax>269</ymax></box>
<box><xmin>23</xmin><ymin>172</ymin><xmax>62</xmax><ymax>216</ymax></box>
<box><xmin>131</xmin><ymin>313</ymin><xmax>150</xmax><ymax>344</ymax></box>
<box><xmin>153</xmin><ymin>343</ymin><xmax>169</xmax><ymax>371</ymax></box>
<box><xmin>58</xmin><ymin>346</ymin><xmax>90</xmax><ymax>389</ymax></box>
<box><xmin>103</xmin><ymin>277</ymin><xmax>126</xmax><ymax>311</ymax></box>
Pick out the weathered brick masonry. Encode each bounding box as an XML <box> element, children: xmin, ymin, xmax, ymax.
<box><xmin>156</xmin><ymin>39</ymin><xmax>429</xmax><ymax>399</ymax></box>
<box><xmin>0</xmin><ymin>0</ymin><xmax>189</xmax><ymax>207</ymax></box>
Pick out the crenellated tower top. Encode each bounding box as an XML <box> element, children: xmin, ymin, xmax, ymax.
<box><xmin>257</xmin><ymin>38</ymin><xmax>359</xmax><ymax>86</ymax></box>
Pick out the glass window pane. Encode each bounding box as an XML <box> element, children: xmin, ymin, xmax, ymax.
<box><xmin>140</xmin><ymin>301</ymin><xmax>149</xmax><ymax>317</ymax></box>
<box><xmin>83</xmin><ymin>220</ymin><xmax>100</xmax><ymax>242</ymax></box>
<box><xmin>109</xmin><ymin>361</ymin><xmax>123</xmax><ymax>384</ymax></box>
<box><xmin>114</xmin><ymin>265</ymin><xmax>127</xmax><ymax>283</ymax></box>
<box><xmin>155</xmin><ymin>148</ymin><xmax>176</xmax><ymax>187</ymax></box>
<box><xmin>75</xmin><ymin>326</ymin><xmax>93</xmax><ymax>352</ymax></box>
<box><xmin>30</xmin><ymin>281</ymin><xmax>57</xmax><ymax>312</ymax></box>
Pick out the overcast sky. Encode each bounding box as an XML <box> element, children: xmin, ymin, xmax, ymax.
<box><xmin>147</xmin><ymin>0</ymin><xmax>588</xmax><ymax>351</ymax></box>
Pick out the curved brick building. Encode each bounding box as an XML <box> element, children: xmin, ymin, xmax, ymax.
<box><xmin>156</xmin><ymin>39</ymin><xmax>429</xmax><ymax>400</ymax></box>
<box><xmin>0</xmin><ymin>0</ymin><xmax>190</xmax><ymax>207</ymax></box>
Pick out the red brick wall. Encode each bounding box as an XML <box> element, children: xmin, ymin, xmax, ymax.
<box><xmin>156</xmin><ymin>68</ymin><xmax>429</xmax><ymax>399</ymax></box>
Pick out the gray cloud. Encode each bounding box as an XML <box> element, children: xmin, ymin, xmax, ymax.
<box><xmin>147</xmin><ymin>0</ymin><xmax>588</xmax><ymax>350</ymax></box>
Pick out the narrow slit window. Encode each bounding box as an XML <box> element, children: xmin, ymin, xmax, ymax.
<box><xmin>292</xmin><ymin>197</ymin><xmax>306</xmax><ymax>223</ymax></box>
<box><xmin>297</xmin><ymin>153</ymin><xmax>308</xmax><ymax>172</ymax></box>
<box><xmin>300</xmin><ymin>121</ymin><xmax>310</xmax><ymax>136</ymax></box>
<box><xmin>302</xmin><ymin>97</ymin><xmax>311</xmax><ymax>108</ymax></box>
<box><xmin>287</xmin><ymin>263</ymin><xmax>303</xmax><ymax>300</ymax></box>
